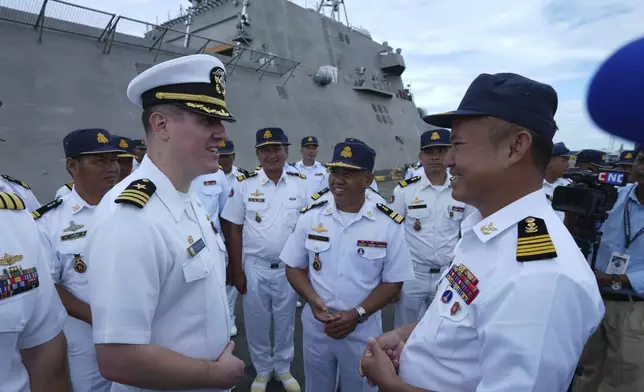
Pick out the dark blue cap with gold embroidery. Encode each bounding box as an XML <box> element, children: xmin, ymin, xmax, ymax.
<box><xmin>111</xmin><ymin>135</ymin><xmax>137</xmax><ymax>159</ymax></box>
<box><xmin>344</xmin><ymin>138</ymin><xmax>376</xmax><ymax>155</ymax></box>
<box><xmin>218</xmin><ymin>139</ymin><xmax>235</xmax><ymax>154</ymax></box>
<box><xmin>616</xmin><ymin>150</ymin><xmax>635</xmax><ymax>166</ymax></box>
<box><xmin>301</xmin><ymin>136</ymin><xmax>319</xmax><ymax>147</ymax></box>
<box><xmin>64</xmin><ymin>129</ymin><xmax>124</xmax><ymax>158</ymax></box>
<box><xmin>255</xmin><ymin>128</ymin><xmax>290</xmax><ymax>148</ymax></box>
<box><xmin>552</xmin><ymin>142</ymin><xmax>576</xmax><ymax>157</ymax></box>
<box><xmin>420</xmin><ymin>128</ymin><xmax>450</xmax><ymax>149</ymax></box>
<box><xmin>327</xmin><ymin>140</ymin><xmax>375</xmax><ymax>171</ymax></box>
<box><xmin>577</xmin><ymin>149</ymin><xmax>610</xmax><ymax>168</ymax></box>
<box><xmin>133</xmin><ymin>139</ymin><xmax>147</xmax><ymax>150</ymax></box>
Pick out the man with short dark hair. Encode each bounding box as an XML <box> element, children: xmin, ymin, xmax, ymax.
<box><xmin>294</xmin><ymin>136</ymin><xmax>328</xmax><ymax>199</ymax></box>
<box><xmin>359</xmin><ymin>73</ymin><xmax>604</xmax><ymax>391</ymax></box>
<box><xmin>543</xmin><ymin>142</ymin><xmax>576</xmax><ymax>220</ymax></box>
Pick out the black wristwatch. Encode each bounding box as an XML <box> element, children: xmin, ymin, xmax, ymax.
<box><xmin>355</xmin><ymin>306</ymin><xmax>368</xmax><ymax>323</ymax></box>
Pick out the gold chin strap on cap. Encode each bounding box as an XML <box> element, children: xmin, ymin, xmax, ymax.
<box><xmin>154</xmin><ymin>92</ymin><xmax>227</xmax><ymax>108</ymax></box>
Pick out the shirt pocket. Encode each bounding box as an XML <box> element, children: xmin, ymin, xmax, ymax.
<box><xmin>348</xmin><ymin>245</ymin><xmax>386</xmax><ymax>283</ymax></box>
<box><xmin>201</xmin><ymin>184</ymin><xmax>223</xmax><ymax>196</ymax></box>
<box><xmin>446</xmin><ymin>204</ymin><xmax>466</xmax><ymax>222</ymax></box>
<box><xmin>180</xmin><ymin>249</ymin><xmax>215</xmax><ymax>315</ymax></box>
<box><xmin>304</xmin><ymin>236</ymin><xmax>331</xmax><ymax>272</ymax></box>
<box><xmin>429</xmin><ymin>290</ymin><xmax>473</xmax><ymax>358</ymax></box>
<box><xmin>245</xmin><ymin>198</ymin><xmax>268</xmax><ymax>224</ymax></box>
<box><xmin>57</xmin><ymin>241</ymin><xmax>87</xmax><ymax>284</ymax></box>
<box><xmin>282</xmin><ymin>196</ymin><xmax>303</xmax><ymax>229</ymax></box>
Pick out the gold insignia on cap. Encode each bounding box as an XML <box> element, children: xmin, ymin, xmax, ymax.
<box><xmin>119</xmin><ymin>139</ymin><xmax>129</xmax><ymax>149</ymax></box>
<box><xmin>210</xmin><ymin>67</ymin><xmax>226</xmax><ymax>97</ymax></box>
<box><xmin>219</xmin><ymin>141</ymin><xmax>226</xmax><ymax>148</ymax></box>
<box><xmin>97</xmin><ymin>133</ymin><xmax>109</xmax><ymax>144</ymax></box>
<box><xmin>517</xmin><ymin>216</ymin><xmax>557</xmax><ymax>262</ymax></box>
<box><xmin>308</xmin><ymin>137</ymin><xmax>313</xmax><ymax>142</ymax></box>
<box><xmin>602</xmin><ymin>154</ymin><xmax>606</xmax><ymax>160</ymax></box>
<box><xmin>264</xmin><ymin>130</ymin><xmax>273</xmax><ymax>139</ymax></box>
<box><xmin>341</xmin><ymin>146</ymin><xmax>352</xmax><ymax>158</ymax></box>
<box><xmin>0</xmin><ymin>253</ymin><xmax>23</xmax><ymax>266</ymax></box>
<box><xmin>480</xmin><ymin>222</ymin><xmax>497</xmax><ymax>235</ymax></box>
<box><xmin>431</xmin><ymin>132</ymin><xmax>440</xmax><ymax>140</ymax></box>
<box><xmin>625</xmin><ymin>152</ymin><xmax>633</xmax><ymax>159</ymax></box>
<box><xmin>140</xmin><ymin>140</ymin><xmax>145</xmax><ymax>145</ymax></box>
<box><xmin>312</xmin><ymin>223</ymin><xmax>328</xmax><ymax>233</ymax></box>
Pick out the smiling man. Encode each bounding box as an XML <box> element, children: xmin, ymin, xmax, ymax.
<box><xmin>359</xmin><ymin>73</ymin><xmax>604</xmax><ymax>392</ymax></box>
<box><xmin>84</xmin><ymin>55</ymin><xmax>245</xmax><ymax>392</ymax></box>
<box><xmin>34</xmin><ymin>128</ymin><xmax>123</xmax><ymax>392</ymax></box>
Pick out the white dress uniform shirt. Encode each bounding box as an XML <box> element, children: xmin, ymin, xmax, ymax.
<box><xmin>132</xmin><ymin>157</ymin><xmax>142</xmax><ymax>171</ymax></box>
<box><xmin>223</xmin><ymin>165</ymin><xmax>247</xmax><ymax>184</ymax></box>
<box><xmin>0</xmin><ymin>200</ymin><xmax>67</xmax><ymax>392</ymax></box>
<box><xmin>280</xmin><ymin>198</ymin><xmax>414</xmax><ymax>392</ymax></box>
<box><xmin>390</xmin><ymin>172</ymin><xmax>476</xmax><ymax>327</ymax></box>
<box><xmin>86</xmin><ymin>156</ymin><xmax>231</xmax><ymax>392</ymax></box>
<box><xmin>397</xmin><ymin>189</ymin><xmax>605</xmax><ymax>392</ymax></box>
<box><xmin>0</xmin><ymin>175</ymin><xmax>40</xmax><ymax>211</ymax></box>
<box><xmin>220</xmin><ymin>167</ymin><xmax>307</xmax><ymax>377</ymax></box>
<box><xmin>294</xmin><ymin>160</ymin><xmax>329</xmax><ymax>200</ymax></box>
<box><xmin>55</xmin><ymin>183</ymin><xmax>74</xmax><ymax>199</ymax></box>
<box><xmin>34</xmin><ymin>189</ymin><xmax>111</xmax><ymax>391</ymax></box>
<box><xmin>190</xmin><ymin>169</ymin><xmax>230</xmax><ymax>231</ymax></box>
<box><xmin>543</xmin><ymin>177</ymin><xmax>571</xmax><ymax>221</ymax></box>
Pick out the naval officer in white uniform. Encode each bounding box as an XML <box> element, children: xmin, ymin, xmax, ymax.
<box><xmin>294</xmin><ymin>136</ymin><xmax>329</xmax><ymax>199</ymax></box>
<box><xmin>281</xmin><ymin>140</ymin><xmax>414</xmax><ymax>392</ymax></box>
<box><xmin>543</xmin><ymin>141</ymin><xmax>575</xmax><ymax>220</ymax></box>
<box><xmin>85</xmin><ymin>54</ymin><xmax>244</xmax><ymax>392</ymax></box>
<box><xmin>360</xmin><ymin>73</ymin><xmax>604</xmax><ymax>392</ymax></box>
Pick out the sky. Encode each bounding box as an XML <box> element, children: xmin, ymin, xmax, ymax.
<box><xmin>67</xmin><ymin>0</ymin><xmax>642</xmax><ymax>151</ymax></box>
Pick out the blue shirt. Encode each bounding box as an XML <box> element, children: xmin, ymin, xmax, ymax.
<box><xmin>594</xmin><ymin>183</ymin><xmax>644</xmax><ymax>296</ymax></box>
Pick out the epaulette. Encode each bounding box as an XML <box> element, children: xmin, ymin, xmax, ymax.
<box><xmin>321</xmin><ymin>163</ymin><xmax>328</xmax><ymax>168</ymax></box>
<box><xmin>114</xmin><ymin>179</ymin><xmax>156</xmax><ymax>209</ymax></box>
<box><xmin>255</xmin><ymin>165</ymin><xmax>262</xmax><ymax>170</ymax></box>
<box><xmin>237</xmin><ymin>167</ymin><xmax>251</xmax><ymax>176</ymax></box>
<box><xmin>288</xmin><ymin>162</ymin><xmax>297</xmax><ymax>167</ymax></box>
<box><xmin>368</xmin><ymin>186</ymin><xmax>385</xmax><ymax>199</ymax></box>
<box><xmin>376</xmin><ymin>203</ymin><xmax>405</xmax><ymax>224</ymax></box>
<box><xmin>1</xmin><ymin>174</ymin><xmax>31</xmax><ymax>190</ymax></box>
<box><xmin>398</xmin><ymin>176</ymin><xmax>421</xmax><ymax>188</ymax></box>
<box><xmin>405</xmin><ymin>163</ymin><xmax>422</xmax><ymax>170</ymax></box>
<box><xmin>300</xmin><ymin>200</ymin><xmax>328</xmax><ymax>214</ymax></box>
<box><xmin>286</xmin><ymin>171</ymin><xmax>306</xmax><ymax>180</ymax></box>
<box><xmin>32</xmin><ymin>198</ymin><xmax>63</xmax><ymax>219</ymax></box>
<box><xmin>545</xmin><ymin>194</ymin><xmax>553</xmax><ymax>201</ymax></box>
<box><xmin>311</xmin><ymin>187</ymin><xmax>330</xmax><ymax>200</ymax></box>
<box><xmin>0</xmin><ymin>192</ymin><xmax>26</xmax><ymax>210</ymax></box>
<box><xmin>218</xmin><ymin>165</ymin><xmax>223</xmax><ymax>170</ymax></box>
<box><xmin>516</xmin><ymin>216</ymin><xmax>557</xmax><ymax>262</ymax></box>
<box><xmin>64</xmin><ymin>182</ymin><xmax>74</xmax><ymax>191</ymax></box>
<box><xmin>237</xmin><ymin>172</ymin><xmax>258</xmax><ymax>182</ymax></box>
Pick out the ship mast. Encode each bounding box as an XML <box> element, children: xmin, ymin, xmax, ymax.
<box><xmin>317</xmin><ymin>0</ymin><xmax>349</xmax><ymax>26</ymax></box>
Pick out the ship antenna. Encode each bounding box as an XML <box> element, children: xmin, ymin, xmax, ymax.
<box><xmin>317</xmin><ymin>1</ymin><xmax>350</xmax><ymax>26</ymax></box>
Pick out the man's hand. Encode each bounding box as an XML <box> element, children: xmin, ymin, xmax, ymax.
<box><xmin>324</xmin><ymin>309</ymin><xmax>358</xmax><ymax>339</ymax></box>
<box><xmin>226</xmin><ymin>263</ymin><xmax>234</xmax><ymax>286</ymax></box>
<box><xmin>211</xmin><ymin>341</ymin><xmax>245</xmax><ymax>389</ymax></box>
<box><xmin>310</xmin><ymin>297</ymin><xmax>340</xmax><ymax>324</ymax></box>
<box><xmin>233</xmin><ymin>270</ymin><xmax>247</xmax><ymax>295</ymax></box>
<box><xmin>359</xmin><ymin>330</ymin><xmax>406</xmax><ymax>376</ymax></box>
<box><xmin>359</xmin><ymin>338</ymin><xmax>400</xmax><ymax>388</ymax></box>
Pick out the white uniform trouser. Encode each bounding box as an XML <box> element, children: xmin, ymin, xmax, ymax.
<box><xmin>243</xmin><ymin>255</ymin><xmax>298</xmax><ymax>376</ymax></box>
<box><xmin>394</xmin><ymin>263</ymin><xmax>445</xmax><ymax>328</ymax></box>
<box><xmin>302</xmin><ymin>304</ymin><xmax>380</xmax><ymax>392</ymax></box>
<box><xmin>65</xmin><ymin>316</ymin><xmax>111</xmax><ymax>392</ymax></box>
<box><xmin>227</xmin><ymin>286</ymin><xmax>238</xmax><ymax>325</ymax></box>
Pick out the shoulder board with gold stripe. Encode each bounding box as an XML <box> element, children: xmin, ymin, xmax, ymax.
<box><xmin>32</xmin><ymin>198</ymin><xmax>63</xmax><ymax>219</ymax></box>
<box><xmin>237</xmin><ymin>172</ymin><xmax>258</xmax><ymax>182</ymax></box>
<box><xmin>65</xmin><ymin>182</ymin><xmax>74</xmax><ymax>191</ymax></box>
<box><xmin>286</xmin><ymin>171</ymin><xmax>306</xmax><ymax>180</ymax></box>
<box><xmin>0</xmin><ymin>192</ymin><xmax>26</xmax><ymax>210</ymax></box>
<box><xmin>255</xmin><ymin>165</ymin><xmax>262</xmax><ymax>170</ymax></box>
<box><xmin>114</xmin><ymin>179</ymin><xmax>156</xmax><ymax>209</ymax></box>
<box><xmin>237</xmin><ymin>167</ymin><xmax>251</xmax><ymax>176</ymax></box>
<box><xmin>398</xmin><ymin>176</ymin><xmax>421</xmax><ymax>188</ymax></box>
<box><xmin>516</xmin><ymin>216</ymin><xmax>557</xmax><ymax>262</ymax></box>
<box><xmin>311</xmin><ymin>187</ymin><xmax>330</xmax><ymax>200</ymax></box>
<box><xmin>1</xmin><ymin>174</ymin><xmax>31</xmax><ymax>190</ymax></box>
<box><xmin>368</xmin><ymin>186</ymin><xmax>385</xmax><ymax>199</ymax></box>
<box><xmin>376</xmin><ymin>203</ymin><xmax>405</xmax><ymax>224</ymax></box>
<box><xmin>300</xmin><ymin>200</ymin><xmax>328</xmax><ymax>214</ymax></box>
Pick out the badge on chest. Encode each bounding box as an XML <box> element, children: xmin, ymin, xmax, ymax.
<box><xmin>445</xmin><ymin>263</ymin><xmax>480</xmax><ymax>305</ymax></box>
<box><xmin>60</xmin><ymin>231</ymin><xmax>88</xmax><ymax>242</ymax></box>
<box><xmin>187</xmin><ymin>237</ymin><xmax>206</xmax><ymax>258</ymax></box>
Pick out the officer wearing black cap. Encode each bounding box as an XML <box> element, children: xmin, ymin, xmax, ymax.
<box><xmin>576</xmin><ymin>149</ymin><xmax>611</xmax><ymax>171</ymax></box>
<box><xmin>360</xmin><ymin>73</ymin><xmax>604</xmax><ymax>391</ymax></box>
<box><xmin>390</xmin><ymin>128</ymin><xmax>476</xmax><ymax>328</ymax></box>
<box><xmin>615</xmin><ymin>150</ymin><xmax>636</xmax><ymax>183</ymax></box>
<box><xmin>221</xmin><ymin>127</ymin><xmax>306</xmax><ymax>392</ymax></box>
<box><xmin>543</xmin><ymin>142</ymin><xmax>576</xmax><ymax>219</ymax></box>
<box><xmin>0</xmin><ymin>99</ymin><xmax>70</xmax><ymax>392</ymax></box>
<box><xmin>132</xmin><ymin>139</ymin><xmax>147</xmax><ymax>171</ymax></box>
<box><xmin>33</xmin><ymin>128</ymin><xmax>123</xmax><ymax>392</ymax></box>
<box><xmin>85</xmin><ymin>55</ymin><xmax>244</xmax><ymax>392</ymax></box>
<box><xmin>111</xmin><ymin>135</ymin><xmax>138</xmax><ymax>182</ymax></box>
<box><xmin>294</xmin><ymin>136</ymin><xmax>328</xmax><ymax>199</ymax></box>
<box><xmin>281</xmin><ymin>140</ymin><xmax>413</xmax><ymax>392</ymax></box>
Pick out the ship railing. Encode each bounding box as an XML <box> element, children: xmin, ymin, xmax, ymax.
<box><xmin>0</xmin><ymin>0</ymin><xmax>301</xmax><ymax>84</ymax></box>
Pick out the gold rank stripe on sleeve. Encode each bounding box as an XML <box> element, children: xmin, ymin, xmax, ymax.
<box><xmin>1</xmin><ymin>174</ymin><xmax>31</xmax><ymax>190</ymax></box>
<box><xmin>398</xmin><ymin>176</ymin><xmax>421</xmax><ymax>188</ymax></box>
<box><xmin>237</xmin><ymin>172</ymin><xmax>258</xmax><ymax>182</ymax></box>
<box><xmin>311</xmin><ymin>187</ymin><xmax>330</xmax><ymax>200</ymax></box>
<box><xmin>286</xmin><ymin>171</ymin><xmax>307</xmax><ymax>179</ymax></box>
<box><xmin>516</xmin><ymin>216</ymin><xmax>558</xmax><ymax>262</ymax></box>
<box><xmin>376</xmin><ymin>203</ymin><xmax>405</xmax><ymax>224</ymax></box>
<box><xmin>300</xmin><ymin>200</ymin><xmax>328</xmax><ymax>214</ymax></box>
<box><xmin>114</xmin><ymin>179</ymin><xmax>157</xmax><ymax>209</ymax></box>
<box><xmin>31</xmin><ymin>198</ymin><xmax>63</xmax><ymax>219</ymax></box>
<box><xmin>0</xmin><ymin>192</ymin><xmax>26</xmax><ymax>210</ymax></box>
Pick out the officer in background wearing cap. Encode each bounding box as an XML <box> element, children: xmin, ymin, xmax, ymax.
<box><xmin>215</xmin><ymin>139</ymin><xmax>250</xmax><ymax>338</ymax></box>
<box><xmin>0</xmin><ymin>134</ymin><xmax>40</xmax><ymax>210</ymax></box>
<box><xmin>359</xmin><ymin>73</ymin><xmax>604</xmax><ymax>391</ymax></box>
<box><xmin>576</xmin><ymin>149</ymin><xmax>612</xmax><ymax>171</ymax></box>
<box><xmin>132</xmin><ymin>138</ymin><xmax>147</xmax><ymax>171</ymax></box>
<box><xmin>615</xmin><ymin>150</ymin><xmax>636</xmax><ymax>183</ymax></box>
<box><xmin>0</xmin><ymin>99</ymin><xmax>70</xmax><ymax>392</ymax></box>
<box><xmin>294</xmin><ymin>136</ymin><xmax>329</xmax><ymax>199</ymax></box>
<box><xmin>543</xmin><ymin>142</ymin><xmax>576</xmax><ymax>220</ymax></box>
<box><xmin>390</xmin><ymin>129</ymin><xmax>476</xmax><ymax>328</ymax></box>
<box><xmin>85</xmin><ymin>54</ymin><xmax>244</xmax><ymax>392</ymax></box>
<box><xmin>572</xmin><ymin>146</ymin><xmax>644</xmax><ymax>392</ymax></box>
<box><xmin>111</xmin><ymin>135</ymin><xmax>138</xmax><ymax>182</ymax></box>
<box><xmin>34</xmin><ymin>128</ymin><xmax>122</xmax><ymax>392</ymax></box>
<box><xmin>221</xmin><ymin>128</ymin><xmax>306</xmax><ymax>392</ymax></box>
<box><xmin>281</xmin><ymin>140</ymin><xmax>414</xmax><ymax>392</ymax></box>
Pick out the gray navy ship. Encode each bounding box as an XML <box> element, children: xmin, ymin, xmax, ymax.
<box><xmin>0</xmin><ymin>0</ymin><xmax>427</xmax><ymax>200</ymax></box>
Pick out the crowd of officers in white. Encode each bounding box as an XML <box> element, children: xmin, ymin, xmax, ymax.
<box><xmin>1</xmin><ymin>54</ymin><xmax>643</xmax><ymax>392</ymax></box>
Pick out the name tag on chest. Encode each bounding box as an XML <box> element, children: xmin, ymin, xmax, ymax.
<box><xmin>187</xmin><ymin>238</ymin><xmax>206</xmax><ymax>257</ymax></box>
<box><xmin>408</xmin><ymin>204</ymin><xmax>427</xmax><ymax>210</ymax></box>
<box><xmin>308</xmin><ymin>234</ymin><xmax>329</xmax><ymax>242</ymax></box>
<box><xmin>60</xmin><ymin>231</ymin><xmax>87</xmax><ymax>241</ymax></box>
<box><xmin>248</xmin><ymin>198</ymin><xmax>265</xmax><ymax>203</ymax></box>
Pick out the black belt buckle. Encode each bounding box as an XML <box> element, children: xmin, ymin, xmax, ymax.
<box><xmin>430</xmin><ymin>268</ymin><xmax>441</xmax><ymax>274</ymax></box>
<box><xmin>270</xmin><ymin>263</ymin><xmax>280</xmax><ymax>269</ymax></box>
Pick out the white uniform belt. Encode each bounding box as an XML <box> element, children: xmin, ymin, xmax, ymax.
<box><xmin>245</xmin><ymin>254</ymin><xmax>284</xmax><ymax>269</ymax></box>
